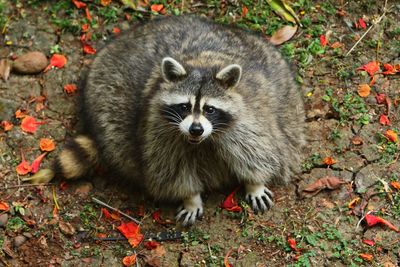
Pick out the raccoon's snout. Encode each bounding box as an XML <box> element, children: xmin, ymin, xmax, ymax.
<box><xmin>189</xmin><ymin>123</ymin><xmax>204</xmax><ymax>137</ymax></box>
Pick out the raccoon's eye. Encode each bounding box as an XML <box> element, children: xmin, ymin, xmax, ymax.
<box><xmin>204</xmin><ymin>106</ymin><xmax>216</xmax><ymax>114</ymax></box>
<box><xmin>179</xmin><ymin>104</ymin><xmax>190</xmax><ymax>112</ymax></box>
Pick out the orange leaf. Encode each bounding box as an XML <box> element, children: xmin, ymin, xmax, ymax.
<box><xmin>390</xmin><ymin>181</ymin><xmax>400</xmax><ymax>190</ymax></box>
<box><xmin>81</xmin><ymin>24</ymin><xmax>89</xmax><ymax>33</ymax></box>
<box><xmin>303</xmin><ymin>176</ymin><xmax>346</xmax><ymax>193</ymax></box>
<box><xmin>223</xmin><ymin>249</ymin><xmax>233</xmax><ymax>267</ymax></box>
<box><xmin>382</xmin><ymin>63</ymin><xmax>399</xmax><ymax>75</ymax></box>
<box><xmin>83</xmin><ymin>43</ymin><xmax>96</xmax><ymax>54</ymax></box>
<box><xmin>323</xmin><ymin>157</ymin><xmax>336</xmax><ymax>165</ymax></box>
<box><xmin>117</xmin><ymin>222</ymin><xmax>143</xmax><ymax>248</ymax></box>
<box><xmin>360</xmin><ymin>253</ymin><xmax>373</xmax><ymax>261</ymax></box>
<box><xmin>385</xmin><ymin>130</ymin><xmax>398</xmax><ymax>143</ymax></box>
<box><xmin>241</xmin><ymin>6</ymin><xmax>248</xmax><ymax>17</ymax></box>
<box><xmin>221</xmin><ymin>188</ymin><xmax>242</xmax><ymax>212</ymax></box>
<box><xmin>64</xmin><ymin>84</ymin><xmax>78</xmax><ymax>94</ymax></box>
<box><xmin>40</xmin><ymin>138</ymin><xmax>56</xmax><ymax>152</ymax></box>
<box><xmin>144</xmin><ymin>240</ymin><xmax>160</xmax><ymax>250</ymax></box>
<box><xmin>379</xmin><ymin>114</ymin><xmax>390</xmax><ymax>126</ymax></box>
<box><xmin>112</xmin><ymin>27</ymin><xmax>121</xmax><ymax>35</ymax></box>
<box><xmin>122</xmin><ymin>255</ymin><xmax>136</xmax><ymax>266</ymax></box>
<box><xmin>357</xmin><ymin>61</ymin><xmax>379</xmax><ymax>77</ymax></box>
<box><xmin>0</xmin><ymin>201</ymin><xmax>10</xmax><ymax>212</ymax></box>
<box><xmin>1</xmin><ymin>120</ymin><xmax>13</xmax><ymax>131</ymax></box>
<box><xmin>85</xmin><ymin>7</ymin><xmax>92</xmax><ymax>21</ymax></box>
<box><xmin>362</xmin><ymin>239</ymin><xmax>375</xmax><ymax>246</ymax></box>
<box><xmin>44</xmin><ymin>54</ymin><xmax>67</xmax><ymax>72</ymax></box>
<box><xmin>15</xmin><ymin>109</ymin><xmax>28</xmax><ymax>119</ymax></box>
<box><xmin>30</xmin><ymin>152</ymin><xmax>47</xmax><ymax>174</ymax></box>
<box><xmin>365</xmin><ymin>213</ymin><xmax>399</xmax><ymax>232</ymax></box>
<box><xmin>348</xmin><ymin>197</ymin><xmax>360</xmax><ymax>209</ymax></box>
<box><xmin>16</xmin><ymin>160</ymin><xmax>32</xmax><ymax>175</ymax></box>
<box><xmin>319</xmin><ymin>34</ymin><xmax>328</xmax><ymax>47</ymax></box>
<box><xmin>150</xmin><ymin>4</ymin><xmax>163</xmax><ymax>12</ymax></box>
<box><xmin>72</xmin><ymin>0</ymin><xmax>86</xmax><ymax>9</ymax></box>
<box><xmin>357</xmin><ymin>84</ymin><xmax>371</xmax><ymax>98</ymax></box>
<box><xmin>127</xmin><ymin>234</ymin><xmax>143</xmax><ymax>248</ymax></box>
<box><xmin>21</xmin><ymin>116</ymin><xmax>44</xmax><ymax>134</ymax></box>
<box><xmin>100</xmin><ymin>0</ymin><xmax>112</xmax><ymax>6</ymax></box>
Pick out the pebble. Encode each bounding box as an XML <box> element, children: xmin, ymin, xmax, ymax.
<box><xmin>0</xmin><ymin>213</ymin><xmax>8</xmax><ymax>227</ymax></box>
<box><xmin>14</xmin><ymin>235</ymin><xmax>27</xmax><ymax>247</ymax></box>
<box><xmin>12</xmin><ymin>51</ymin><xmax>48</xmax><ymax>74</ymax></box>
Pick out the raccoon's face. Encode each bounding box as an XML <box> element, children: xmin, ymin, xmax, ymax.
<box><xmin>159</xmin><ymin>57</ymin><xmax>242</xmax><ymax>144</ymax></box>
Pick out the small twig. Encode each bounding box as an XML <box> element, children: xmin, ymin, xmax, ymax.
<box><xmin>92</xmin><ymin>197</ymin><xmax>141</xmax><ymax>225</ymax></box>
<box><xmin>0</xmin><ymin>183</ymin><xmax>56</xmax><ymax>190</ymax></box>
<box><xmin>345</xmin><ymin>0</ymin><xmax>388</xmax><ymax>57</ymax></box>
<box><xmin>356</xmin><ymin>210</ymin><xmax>372</xmax><ymax>230</ymax></box>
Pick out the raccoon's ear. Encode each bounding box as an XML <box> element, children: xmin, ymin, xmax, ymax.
<box><xmin>161</xmin><ymin>57</ymin><xmax>187</xmax><ymax>82</ymax></box>
<box><xmin>216</xmin><ymin>64</ymin><xmax>242</xmax><ymax>88</ymax></box>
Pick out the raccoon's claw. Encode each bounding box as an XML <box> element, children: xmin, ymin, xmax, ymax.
<box><xmin>245</xmin><ymin>184</ymin><xmax>274</xmax><ymax>212</ymax></box>
<box><xmin>175</xmin><ymin>194</ymin><xmax>203</xmax><ymax>226</ymax></box>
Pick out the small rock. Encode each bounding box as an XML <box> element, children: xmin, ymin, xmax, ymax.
<box><xmin>14</xmin><ymin>235</ymin><xmax>27</xmax><ymax>247</ymax></box>
<box><xmin>12</xmin><ymin>51</ymin><xmax>48</xmax><ymax>74</ymax></box>
<box><xmin>0</xmin><ymin>213</ymin><xmax>9</xmax><ymax>227</ymax></box>
<box><xmin>59</xmin><ymin>221</ymin><xmax>76</xmax><ymax>236</ymax></box>
<box><xmin>74</xmin><ymin>182</ymin><xmax>93</xmax><ymax>197</ymax></box>
<box><xmin>23</xmin><ymin>232</ymin><xmax>33</xmax><ymax>239</ymax></box>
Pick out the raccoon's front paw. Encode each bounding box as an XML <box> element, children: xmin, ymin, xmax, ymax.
<box><xmin>176</xmin><ymin>194</ymin><xmax>203</xmax><ymax>226</ymax></box>
<box><xmin>245</xmin><ymin>184</ymin><xmax>274</xmax><ymax>212</ymax></box>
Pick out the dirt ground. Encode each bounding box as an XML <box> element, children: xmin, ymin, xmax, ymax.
<box><xmin>0</xmin><ymin>0</ymin><xmax>399</xmax><ymax>266</ymax></box>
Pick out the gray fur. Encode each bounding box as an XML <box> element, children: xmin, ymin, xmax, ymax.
<box><xmin>77</xmin><ymin>16</ymin><xmax>305</xmax><ymax>223</ymax></box>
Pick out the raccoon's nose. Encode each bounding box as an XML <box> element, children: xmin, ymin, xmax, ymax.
<box><xmin>189</xmin><ymin>123</ymin><xmax>204</xmax><ymax>136</ymax></box>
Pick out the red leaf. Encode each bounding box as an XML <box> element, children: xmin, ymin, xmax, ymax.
<box><xmin>30</xmin><ymin>152</ymin><xmax>47</xmax><ymax>174</ymax></box>
<box><xmin>20</xmin><ymin>116</ymin><xmax>44</xmax><ymax>134</ymax></box>
<box><xmin>122</xmin><ymin>255</ymin><xmax>136</xmax><ymax>266</ymax></box>
<box><xmin>319</xmin><ymin>35</ymin><xmax>328</xmax><ymax>47</ymax></box>
<box><xmin>117</xmin><ymin>222</ymin><xmax>143</xmax><ymax>248</ymax></box>
<box><xmin>112</xmin><ymin>27</ymin><xmax>121</xmax><ymax>35</ymax></box>
<box><xmin>375</xmin><ymin>93</ymin><xmax>386</xmax><ymax>104</ymax></box>
<box><xmin>81</xmin><ymin>24</ymin><xmax>89</xmax><ymax>33</ymax></box>
<box><xmin>72</xmin><ymin>0</ymin><xmax>86</xmax><ymax>9</ymax></box>
<box><xmin>323</xmin><ymin>157</ymin><xmax>336</xmax><ymax>165</ymax></box>
<box><xmin>287</xmin><ymin>237</ymin><xmax>298</xmax><ymax>251</ymax></box>
<box><xmin>150</xmin><ymin>4</ymin><xmax>164</xmax><ymax>12</ymax></box>
<box><xmin>151</xmin><ymin>210</ymin><xmax>171</xmax><ymax>225</ymax></box>
<box><xmin>365</xmin><ymin>213</ymin><xmax>399</xmax><ymax>232</ymax></box>
<box><xmin>144</xmin><ymin>240</ymin><xmax>160</xmax><ymax>250</ymax></box>
<box><xmin>223</xmin><ymin>249</ymin><xmax>233</xmax><ymax>267</ymax></box>
<box><xmin>358</xmin><ymin>18</ymin><xmax>367</xmax><ymax>29</ymax></box>
<box><xmin>390</xmin><ymin>181</ymin><xmax>400</xmax><ymax>190</ymax></box>
<box><xmin>1</xmin><ymin>120</ymin><xmax>13</xmax><ymax>131</ymax></box>
<box><xmin>382</xmin><ymin>63</ymin><xmax>398</xmax><ymax>75</ymax></box>
<box><xmin>44</xmin><ymin>54</ymin><xmax>67</xmax><ymax>72</ymax></box>
<box><xmin>83</xmin><ymin>43</ymin><xmax>96</xmax><ymax>55</ymax></box>
<box><xmin>379</xmin><ymin>114</ymin><xmax>390</xmax><ymax>126</ymax></box>
<box><xmin>359</xmin><ymin>253</ymin><xmax>373</xmax><ymax>261</ymax></box>
<box><xmin>85</xmin><ymin>7</ymin><xmax>92</xmax><ymax>21</ymax></box>
<box><xmin>221</xmin><ymin>188</ymin><xmax>242</xmax><ymax>212</ymax></box>
<box><xmin>357</xmin><ymin>61</ymin><xmax>379</xmax><ymax>77</ymax></box>
<box><xmin>16</xmin><ymin>160</ymin><xmax>31</xmax><ymax>175</ymax></box>
<box><xmin>362</xmin><ymin>239</ymin><xmax>375</xmax><ymax>246</ymax></box>
<box><xmin>385</xmin><ymin>130</ymin><xmax>398</xmax><ymax>143</ymax></box>
<box><xmin>0</xmin><ymin>201</ymin><xmax>10</xmax><ymax>212</ymax></box>
<box><xmin>241</xmin><ymin>6</ymin><xmax>248</xmax><ymax>17</ymax></box>
<box><xmin>64</xmin><ymin>84</ymin><xmax>78</xmax><ymax>94</ymax></box>
<box><xmin>101</xmin><ymin>208</ymin><xmax>112</xmax><ymax>219</ymax></box>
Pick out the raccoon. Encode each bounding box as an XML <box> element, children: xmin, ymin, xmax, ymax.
<box><xmin>34</xmin><ymin>15</ymin><xmax>306</xmax><ymax>225</ymax></box>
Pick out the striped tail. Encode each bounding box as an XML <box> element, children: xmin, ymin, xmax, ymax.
<box><xmin>23</xmin><ymin>135</ymin><xmax>98</xmax><ymax>184</ymax></box>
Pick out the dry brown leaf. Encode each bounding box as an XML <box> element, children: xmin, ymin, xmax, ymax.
<box><xmin>303</xmin><ymin>176</ymin><xmax>346</xmax><ymax>194</ymax></box>
<box><xmin>270</xmin><ymin>25</ymin><xmax>298</xmax><ymax>45</ymax></box>
<box><xmin>0</xmin><ymin>59</ymin><xmax>11</xmax><ymax>81</ymax></box>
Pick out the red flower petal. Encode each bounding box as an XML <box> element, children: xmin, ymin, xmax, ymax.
<box><xmin>16</xmin><ymin>160</ymin><xmax>32</xmax><ymax>175</ymax></box>
<box><xmin>359</xmin><ymin>253</ymin><xmax>373</xmax><ymax>261</ymax></box>
<box><xmin>122</xmin><ymin>255</ymin><xmax>136</xmax><ymax>266</ymax></box>
<box><xmin>365</xmin><ymin>213</ymin><xmax>399</xmax><ymax>232</ymax></box>
<box><xmin>83</xmin><ymin>43</ymin><xmax>96</xmax><ymax>55</ymax></box>
<box><xmin>241</xmin><ymin>6</ymin><xmax>248</xmax><ymax>17</ymax></box>
<box><xmin>117</xmin><ymin>222</ymin><xmax>143</xmax><ymax>248</ymax></box>
<box><xmin>362</xmin><ymin>239</ymin><xmax>375</xmax><ymax>246</ymax></box>
<box><xmin>379</xmin><ymin>114</ymin><xmax>390</xmax><ymax>125</ymax></box>
<box><xmin>287</xmin><ymin>237</ymin><xmax>298</xmax><ymax>251</ymax></box>
<box><xmin>30</xmin><ymin>152</ymin><xmax>47</xmax><ymax>174</ymax></box>
<box><xmin>319</xmin><ymin>35</ymin><xmax>328</xmax><ymax>47</ymax></box>
<box><xmin>357</xmin><ymin>61</ymin><xmax>379</xmax><ymax>77</ymax></box>
<box><xmin>20</xmin><ymin>116</ymin><xmax>44</xmax><ymax>134</ymax></box>
<box><xmin>382</xmin><ymin>63</ymin><xmax>398</xmax><ymax>75</ymax></box>
<box><xmin>1</xmin><ymin>120</ymin><xmax>13</xmax><ymax>131</ymax></box>
<box><xmin>221</xmin><ymin>188</ymin><xmax>242</xmax><ymax>212</ymax></box>
<box><xmin>144</xmin><ymin>240</ymin><xmax>160</xmax><ymax>250</ymax></box>
<box><xmin>0</xmin><ymin>201</ymin><xmax>10</xmax><ymax>212</ymax></box>
<box><xmin>72</xmin><ymin>0</ymin><xmax>86</xmax><ymax>9</ymax></box>
<box><xmin>375</xmin><ymin>93</ymin><xmax>386</xmax><ymax>104</ymax></box>
<box><xmin>85</xmin><ymin>7</ymin><xmax>92</xmax><ymax>21</ymax></box>
<box><xmin>44</xmin><ymin>54</ymin><xmax>67</xmax><ymax>72</ymax></box>
<box><xmin>358</xmin><ymin>18</ymin><xmax>367</xmax><ymax>29</ymax></box>
<box><xmin>150</xmin><ymin>4</ymin><xmax>164</xmax><ymax>12</ymax></box>
<box><xmin>64</xmin><ymin>84</ymin><xmax>78</xmax><ymax>94</ymax></box>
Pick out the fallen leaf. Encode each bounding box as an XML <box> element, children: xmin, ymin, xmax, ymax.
<box><xmin>382</xmin><ymin>63</ymin><xmax>399</xmax><ymax>75</ymax></box>
<box><xmin>122</xmin><ymin>255</ymin><xmax>137</xmax><ymax>266</ymax></box>
<box><xmin>30</xmin><ymin>152</ymin><xmax>47</xmax><ymax>174</ymax></box>
<box><xmin>152</xmin><ymin>210</ymin><xmax>168</xmax><ymax>225</ymax></box>
<box><xmin>390</xmin><ymin>181</ymin><xmax>400</xmax><ymax>190</ymax></box>
<box><xmin>362</xmin><ymin>239</ymin><xmax>375</xmax><ymax>246</ymax></box>
<box><xmin>0</xmin><ymin>58</ymin><xmax>11</xmax><ymax>81</ymax></box>
<box><xmin>1</xmin><ymin>120</ymin><xmax>13</xmax><ymax>131</ymax></box>
<box><xmin>64</xmin><ymin>84</ymin><xmax>78</xmax><ymax>94</ymax></box>
<box><xmin>351</xmin><ymin>135</ymin><xmax>363</xmax><ymax>145</ymax></box>
<box><xmin>83</xmin><ymin>43</ymin><xmax>96</xmax><ymax>54</ymax></box>
<box><xmin>101</xmin><ymin>208</ymin><xmax>121</xmax><ymax>221</ymax></box>
<box><xmin>287</xmin><ymin>237</ymin><xmax>298</xmax><ymax>251</ymax></box>
<box><xmin>384</xmin><ymin>130</ymin><xmax>398</xmax><ymax>143</ymax></box>
<box><xmin>144</xmin><ymin>240</ymin><xmax>160</xmax><ymax>250</ymax></box>
<box><xmin>40</xmin><ymin>138</ymin><xmax>56</xmax><ymax>152</ymax></box>
<box><xmin>221</xmin><ymin>188</ymin><xmax>242</xmax><ymax>212</ymax></box>
<box><xmin>44</xmin><ymin>54</ymin><xmax>67</xmax><ymax>72</ymax></box>
<box><xmin>330</xmin><ymin>41</ymin><xmax>343</xmax><ymax>49</ymax></box>
<box><xmin>21</xmin><ymin>116</ymin><xmax>44</xmax><ymax>134</ymax></box>
<box><xmin>365</xmin><ymin>213</ymin><xmax>399</xmax><ymax>232</ymax></box>
<box><xmin>223</xmin><ymin>248</ymin><xmax>233</xmax><ymax>267</ymax></box>
<box><xmin>360</xmin><ymin>253</ymin><xmax>373</xmax><ymax>261</ymax></box>
<box><xmin>348</xmin><ymin>197</ymin><xmax>360</xmax><ymax>209</ymax></box>
<box><xmin>16</xmin><ymin>160</ymin><xmax>32</xmax><ymax>175</ymax></box>
<box><xmin>375</xmin><ymin>93</ymin><xmax>386</xmax><ymax>104</ymax></box>
<box><xmin>323</xmin><ymin>157</ymin><xmax>336</xmax><ymax>165</ymax></box>
<box><xmin>379</xmin><ymin>114</ymin><xmax>390</xmax><ymax>126</ymax></box>
<box><xmin>358</xmin><ymin>18</ymin><xmax>367</xmax><ymax>29</ymax></box>
<box><xmin>112</xmin><ymin>27</ymin><xmax>121</xmax><ymax>35</ymax></box>
<box><xmin>81</xmin><ymin>24</ymin><xmax>89</xmax><ymax>32</ymax></box>
<box><xmin>150</xmin><ymin>4</ymin><xmax>163</xmax><ymax>12</ymax></box>
<box><xmin>266</xmin><ymin>0</ymin><xmax>301</xmax><ymax>25</ymax></box>
<box><xmin>303</xmin><ymin>176</ymin><xmax>346</xmax><ymax>194</ymax></box>
<box><xmin>319</xmin><ymin>34</ymin><xmax>328</xmax><ymax>47</ymax></box>
<box><xmin>15</xmin><ymin>109</ymin><xmax>28</xmax><ymax>119</ymax></box>
<box><xmin>241</xmin><ymin>6</ymin><xmax>248</xmax><ymax>17</ymax></box>
<box><xmin>357</xmin><ymin>61</ymin><xmax>379</xmax><ymax>77</ymax></box>
<box><xmin>0</xmin><ymin>201</ymin><xmax>10</xmax><ymax>212</ymax></box>
<box><xmin>72</xmin><ymin>0</ymin><xmax>86</xmax><ymax>9</ymax></box>
<box><xmin>357</xmin><ymin>84</ymin><xmax>371</xmax><ymax>98</ymax></box>
<box><xmin>100</xmin><ymin>0</ymin><xmax>112</xmax><ymax>6</ymax></box>
<box><xmin>269</xmin><ymin>25</ymin><xmax>298</xmax><ymax>45</ymax></box>
<box><xmin>117</xmin><ymin>222</ymin><xmax>143</xmax><ymax>248</ymax></box>
<box><xmin>59</xmin><ymin>220</ymin><xmax>76</xmax><ymax>236</ymax></box>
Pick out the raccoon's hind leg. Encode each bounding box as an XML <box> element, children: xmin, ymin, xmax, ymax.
<box><xmin>245</xmin><ymin>183</ymin><xmax>274</xmax><ymax>212</ymax></box>
<box><xmin>175</xmin><ymin>193</ymin><xmax>203</xmax><ymax>226</ymax></box>
<box><xmin>27</xmin><ymin>135</ymin><xmax>98</xmax><ymax>183</ymax></box>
